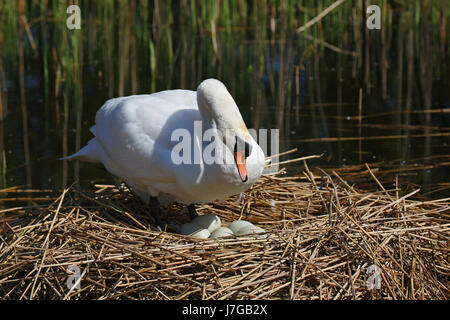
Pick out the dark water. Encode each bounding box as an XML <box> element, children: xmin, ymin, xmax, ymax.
<box><xmin>0</xmin><ymin>1</ymin><xmax>449</xmax><ymax>199</ymax></box>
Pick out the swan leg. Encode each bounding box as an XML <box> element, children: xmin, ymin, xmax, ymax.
<box><xmin>149</xmin><ymin>196</ymin><xmax>164</xmax><ymax>228</ymax></box>
<box><xmin>187</xmin><ymin>204</ymin><xmax>198</xmax><ymax>220</ymax></box>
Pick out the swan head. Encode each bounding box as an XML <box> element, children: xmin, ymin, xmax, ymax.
<box><xmin>197</xmin><ymin>79</ymin><xmax>254</xmax><ymax>183</ymax></box>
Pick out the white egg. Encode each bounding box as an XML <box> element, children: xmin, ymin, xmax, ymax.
<box><xmin>235</xmin><ymin>225</ymin><xmax>265</xmax><ymax>235</ymax></box>
<box><xmin>228</xmin><ymin>220</ymin><xmax>254</xmax><ymax>234</ymax></box>
<box><xmin>191</xmin><ymin>214</ymin><xmax>221</xmax><ymax>233</ymax></box>
<box><xmin>210</xmin><ymin>227</ymin><xmax>234</xmax><ymax>238</ymax></box>
<box><xmin>190</xmin><ymin>229</ymin><xmax>211</xmax><ymax>239</ymax></box>
<box><xmin>180</xmin><ymin>222</ymin><xmax>204</xmax><ymax>235</ymax></box>
<box><xmin>180</xmin><ymin>223</ymin><xmax>211</xmax><ymax>239</ymax></box>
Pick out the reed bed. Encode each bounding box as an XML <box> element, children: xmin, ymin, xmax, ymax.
<box><xmin>0</xmin><ymin>159</ymin><xmax>448</xmax><ymax>300</ymax></box>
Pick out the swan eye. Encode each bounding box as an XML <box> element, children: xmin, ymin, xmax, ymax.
<box><xmin>234</xmin><ymin>136</ymin><xmax>252</xmax><ymax>158</ymax></box>
<box><xmin>244</xmin><ymin>141</ymin><xmax>252</xmax><ymax>158</ymax></box>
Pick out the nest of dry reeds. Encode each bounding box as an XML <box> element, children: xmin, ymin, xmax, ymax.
<box><xmin>0</xmin><ymin>159</ymin><xmax>449</xmax><ymax>300</ymax></box>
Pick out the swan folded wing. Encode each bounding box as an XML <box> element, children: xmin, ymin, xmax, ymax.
<box><xmin>94</xmin><ymin>95</ymin><xmax>202</xmax><ymax>192</ymax></box>
<box><xmin>149</xmin><ymin>89</ymin><xmax>197</xmax><ymax>108</ymax></box>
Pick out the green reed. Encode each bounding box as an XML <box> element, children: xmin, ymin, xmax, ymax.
<box><xmin>0</xmin><ymin>0</ymin><xmax>448</xmax><ymax>188</ymax></box>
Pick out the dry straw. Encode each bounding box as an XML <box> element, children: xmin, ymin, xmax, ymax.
<box><xmin>0</xmin><ymin>154</ymin><xmax>448</xmax><ymax>300</ymax></box>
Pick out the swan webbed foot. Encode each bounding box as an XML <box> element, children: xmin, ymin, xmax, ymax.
<box><xmin>149</xmin><ymin>196</ymin><xmax>164</xmax><ymax>229</ymax></box>
<box><xmin>187</xmin><ymin>204</ymin><xmax>198</xmax><ymax>220</ymax></box>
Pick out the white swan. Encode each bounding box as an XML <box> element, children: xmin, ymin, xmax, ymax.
<box><xmin>63</xmin><ymin>79</ymin><xmax>265</xmax><ymax>226</ymax></box>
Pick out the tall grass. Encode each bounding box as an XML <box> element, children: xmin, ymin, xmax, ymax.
<box><xmin>0</xmin><ymin>0</ymin><xmax>448</xmax><ymax>188</ymax></box>
<box><xmin>0</xmin><ymin>1</ymin><xmax>446</xmax><ymax>98</ymax></box>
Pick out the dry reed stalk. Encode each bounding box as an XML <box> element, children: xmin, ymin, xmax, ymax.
<box><xmin>0</xmin><ymin>157</ymin><xmax>448</xmax><ymax>300</ymax></box>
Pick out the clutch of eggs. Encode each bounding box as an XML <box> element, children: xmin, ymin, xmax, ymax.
<box><xmin>180</xmin><ymin>215</ymin><xmax>265</xmax><ymax>239</ymax></box>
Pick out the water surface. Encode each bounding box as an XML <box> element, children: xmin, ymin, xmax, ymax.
<box><xmin>0</xmin><ymin>1</ymin><xmax>449</xmax><ymax>199</ymax></box>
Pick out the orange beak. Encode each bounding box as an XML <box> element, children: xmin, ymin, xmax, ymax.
<box><xmin>234</xmin><ymin>151</ymin><xmax>248</xmax><ymax>182</ymax></box>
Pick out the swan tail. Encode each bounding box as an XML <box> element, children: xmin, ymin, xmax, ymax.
<box><xmin>89</xmin><ymin>125</ymin><xmax>96</xmax><ymax>136</ymax></box>
<box><xmin>59</xmin><ymin>138</ymin><xmax>102</xmax><ymax>163</ymax></box>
